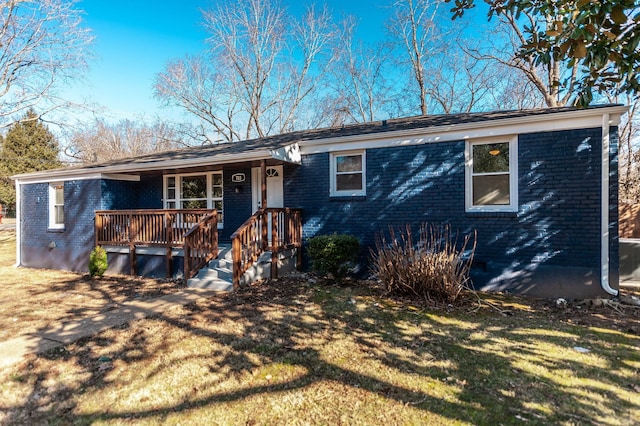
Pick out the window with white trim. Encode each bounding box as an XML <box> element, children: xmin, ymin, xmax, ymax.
<box><xmin>465</xmin><ymin>137</ymin><xmax>518</xmax><ymax>212</ymax></box>
<box><xmin>330</xmin><ymin>151</ymin><xmax>366</xmax><ymax>196</ymax></box>
<box><xmin>164</xmin><ymin>172</ymin><xmax>223</xmax><ymax>224</ymax></box>
<box><xmin>49</xmin><ymin>183</ymin><xmax>64</xmax><ymax>229</ymax></box>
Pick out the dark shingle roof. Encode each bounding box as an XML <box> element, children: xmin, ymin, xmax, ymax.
<box><xmin>15</xmin><ymin>104</ymin><xmax>622</xmax><ymax>178</ymax></box>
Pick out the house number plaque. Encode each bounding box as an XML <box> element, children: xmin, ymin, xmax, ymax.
<box><xmin>231</xmin><ymin>173</ymin><xmax>246</xmax><ymax>183</ymax></box>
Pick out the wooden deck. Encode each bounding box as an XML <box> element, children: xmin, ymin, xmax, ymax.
<box><xmin>95</xmin><ymin>208</ymin><xmax>302</xmax><ymax>287</ymax></box>
<box><xmin>95</xmin><ymin>209</ymin><xmax>217</xmax><ymax>279</ymax></box>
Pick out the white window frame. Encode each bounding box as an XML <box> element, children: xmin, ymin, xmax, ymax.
<box><xmin>163</xmin><ymin>171</ymin><xmax>223</xmax><ymax>226</ymax></box>
<box><xmin>465</xmin><ymin>136</ymin><xmax>518</xmax><ymax>212</ymax></box>
<box><xmin>330</xmin><ymin>150</ymin><xmax>366</xmax><ymax>197</ymax></box>
<box><xmin>48</xmin><ymin>182</ymin><xmax>65</xmax><ymax>229</ymax></box>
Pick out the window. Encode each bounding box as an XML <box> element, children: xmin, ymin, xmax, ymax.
<box><xmin>465</xmin><ymin>137</ymin><xmax>518</xmax><ymax>212</ymax></box>
<box><xmin>49</xmin><ymin>183</ymin><xmax>64</xmax><ymax>229</ymax></box>
<box><xmin>330</xmin><ymin>151</ymin><xmax>366</xmax><ymax>196</ymax></box>
<box><xmin>164</xmin><ymin>172</ymin><xmax>224</xmax><ymax>224</ymax></box>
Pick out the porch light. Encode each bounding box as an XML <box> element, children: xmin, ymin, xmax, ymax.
<box><xmin>489</xmin><ymin>149</ymin><xmax>501</xmax><ymax>156</ymax></box>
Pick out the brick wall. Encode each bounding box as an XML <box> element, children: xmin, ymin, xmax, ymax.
<box><xmin>137</xmin><ymin>176</ymin><xmax>163</xmax><ymax>209</ymax></box>
<box><xmin>286</xmin><ymin>127</ymin><xmax>618</xmax><ymax>297</ymax></box>
<box><xmin>101</xmin><ymin>176</ymin><xmax>163</xmax><ymax>210</ymax></box>
<box><xmin>220</xmin><ymin>167</ymin><xmax>252</xmax><ymax>241</ymax></box>
<box><xmin>21</xmin><ymin>179</ymin><xmax>101</xmax><ymax>271</ymax></box>
<box><xmin>18</xmin><ymin>125</ymin><xmax>619</xmax><ymax>297</ymax></box>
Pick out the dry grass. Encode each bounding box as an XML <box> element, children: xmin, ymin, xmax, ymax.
<box><xmin>0</xmin><ymin>229</ymin><xmax>639</xmax><ymax>425</ymax></box>
<box><xmin>0</xmin><ymin>228</ymin><xmax>185</xmax><ymax>343</ymax></box>
<box><xmin>371</xmin><ymin>224</ymin><xmax>475</xmax><ymax>303</ymax></box>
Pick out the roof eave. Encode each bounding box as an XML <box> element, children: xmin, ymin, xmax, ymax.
<box><xmin>13</xmin><ymin>105</ymin><xmax>628</xmax><ymax>183</ymax></box>
<box><xmin>298</xmin><ymin>105</ymin><xmax>629</xmax><ymax>150</ymax></box>
<box><xmin>13</xmin><ymin>149</ymin><xmax>277</xmax><ymax>184</ymax></box>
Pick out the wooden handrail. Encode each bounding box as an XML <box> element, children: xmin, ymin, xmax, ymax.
<box><xmin>95</xmin><ymin>209</ymin><xmax>217</xmax><ymax>278</ymax></box>
<box><xmin>95</xmin><ymin>209</ymin><xmax>212</xmax><ymax>247</ymax></box>
<box><xmin>230</xmin><ymin>208</ymin><xmax>302</xmax><ymax>289</ymax></box>
<box><xmin>184</xmin><ymin>212</ymin><xmax>218</xmax><ymax>282</ymax></box>
<box><xmin>95</xmin><ymin>208</ymin><xmax>300</xmax><ymax>288</ymax></box>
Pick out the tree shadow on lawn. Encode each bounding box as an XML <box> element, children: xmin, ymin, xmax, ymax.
<box><xmin>2</xmin><ymin>280</ymin><xmax>639</xmax><ymax>425</ymax></box>
<box><xmin>0</xmin><ymin>267</ymin><xmax>184</xmax><ymax>343</ymax></box>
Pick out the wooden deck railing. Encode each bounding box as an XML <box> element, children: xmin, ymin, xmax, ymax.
<box><xmin>230</xmin><ymin>208</ymin><xmax>302</xmax><ymax>289</ymax></box>
<box><xmin>184</xmin><ymin>212</ymin><xmax>218</xmax><ymax>281</ymax></box>
<box><xmin>95</xmin><ymin>209</ymin><xmax>217</xmax><ymax>278</ymax></box>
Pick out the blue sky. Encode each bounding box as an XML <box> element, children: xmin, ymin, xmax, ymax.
<box><xmin>70</xmin><ymin>0</ymin><xmax>397</xmax><ymax>122</ymax></box>
<box><xmin>72</xmin><ymin>0</ymin><xmax>211</xmax><ymax>120</ymax></box>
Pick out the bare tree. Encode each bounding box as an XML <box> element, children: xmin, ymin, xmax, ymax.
<box><xmin>156</xmin><ymin>55</ymin><xmax>242</xmax><ymax>144</ymax></box>
<box><xmin>387</xmin><ymin>0</ymin><xmax>445</xmax><ymax>115</ymax></box>
<box><xmin>423</xmin><ymin>42</ymin><xmax>500</xmax><ymax>114</ymax></box>
<box><xmin>325</xmin><ymin>16</ymin><xmax>399</xmax><ymax>124</ymax></box>
<box><xmin>612</xmin><ymin>95</ymin><xmax>640</xmax><ymax>203</ymax></box>
<box><xmin>483</xmin><ymin>67</ymin><xmax>546</xmax><ymax>111</ymax></box>
<box><xmin>388</xmin><ymin>2</ymin><xmax>541</xmax><ymax>116</ymax></box>
<box><xmin>0</xmin><ymin>0</ymin><xmax>93</xmax><ymax>127</ymax></box>
<box><xmin>64</xmin><ymin>118</ymin><xmax>181</xmax><ymax>164</ymax></box>
<box><xmin>155</xmin><ymin>0</ymin><xmax>335</xmax><ymax>144</ymax></box>
<box><xmin>467</xmin><ymin>10</ymin><xmax>579</xmax><ymax>107</ymax></box>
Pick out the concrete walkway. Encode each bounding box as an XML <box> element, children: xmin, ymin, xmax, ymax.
<box><xmin>0</xmin><ymin>288</ymin><xmax>222</xmax><ymax>369</ymax></box>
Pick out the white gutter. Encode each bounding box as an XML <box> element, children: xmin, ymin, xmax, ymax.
<box><xmin>14</xmin><ymin>179</ymin><xmax>21</xmax><ymax>268</ymax></box>
<box><xmin>13</xmin><ymin>173</ymin><xmax>140</xmax><ymax>186</ymax></box>
<box><xmin>13</xmin><ymin>149</ymin><xmax>281</xmax><ymax>184</ymax></box>
<box><xmin>601</xmin><ymin>113</ymin><xmax>618</xmax><ymax>296</ymax></box>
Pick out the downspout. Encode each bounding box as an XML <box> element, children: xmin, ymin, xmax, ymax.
<box><xmin>601</xmin><ymin>113</ymin><xmax>619</xmax><ymax>296</ymax></box>
<box><xmin>14</xmin><ymin>179</ymin><xmax>21</xmax><ymax>267</ymax></box>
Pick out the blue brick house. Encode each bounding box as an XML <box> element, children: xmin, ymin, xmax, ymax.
<box><xmin>12</xmin><ymin>105</ymin><xmax>627</xmax><ymax>298</ymax></box>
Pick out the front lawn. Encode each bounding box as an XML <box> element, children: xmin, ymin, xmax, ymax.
<box><xmin>0</xmin><ymin>229</ymin><xmax>185</xmax><ymax>343</ymax></box>
<box><xmin>0</xmin><ymin>229</ymin><xmax>639</xmax><ymax>425</ymax></box>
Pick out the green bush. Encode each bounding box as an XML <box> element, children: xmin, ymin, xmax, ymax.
<box><xmin>307</xmin><ymin>234</ymin><xmax>360</xmax><ymax>279</ymax></box>
<box><xmin>89</xmin><ymin>246</ymin><xmax>108</xmax><ymax>277</ymax></box>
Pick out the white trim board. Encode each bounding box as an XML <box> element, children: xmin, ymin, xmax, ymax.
<box><xmin>14</xmin><ymin>147</ymin><xmax>301</xmax><ymax>183</ymax></box>
<box><xmin>299</xmin><ymin>106</ymin><xmax>627</xmax><ymax>154</ymax></box>
<box><xmin>15</xmin><ymin>173</ymin><xmax>141</xmax><ymax>185</ymax></box>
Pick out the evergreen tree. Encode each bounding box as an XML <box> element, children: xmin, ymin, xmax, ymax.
<box><xmin>0</xmin><ymin>110</ymin><xmax>62</xmax><ymax>214</ymax></box>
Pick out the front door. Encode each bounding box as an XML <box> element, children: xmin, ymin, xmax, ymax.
<box><xmin>252</xmin><ymin>165</ymin><xmax>284</xmax><ymax>212</ymax></box>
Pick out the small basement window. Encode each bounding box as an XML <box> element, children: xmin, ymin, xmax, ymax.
<box><xmin>330</xmin><ymin>150</ymin><xmax>366</xmax><ymax>196</ymax></box>
<box><xmin>49</xmin><ymin>182</ymin><xmax>64</xmax><ymax>229</ymax></box>
<box><xmin>465</xmin><ymin>137</ymin><xmax>518</xmax><ymax>212</ymax></box>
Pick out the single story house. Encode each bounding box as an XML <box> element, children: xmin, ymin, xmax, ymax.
<box><xmin>12</xmin><ymin>105</ymin><xmax>627</xmax><ymax>299</ymax></box>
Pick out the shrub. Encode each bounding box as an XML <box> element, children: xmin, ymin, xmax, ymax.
<box><xmin>307</xmin><ymin>234</ymin><xmax>360</xmax><ymax>279</ymax></box>
<box><xmin>89</xmin><ymin>246</ymin><xmax>108</xmax><ymax>277</ymax></box>
<box><xmin>370</xmin><ymin>224</ymin><xmax>476</xmax><ymax>303</ymax></box>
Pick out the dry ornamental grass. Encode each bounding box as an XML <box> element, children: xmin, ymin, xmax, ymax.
<box><xmin>371</xmin><ymin>224</ymin><xmax>476</xmax><ymax>303</ymax></box>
